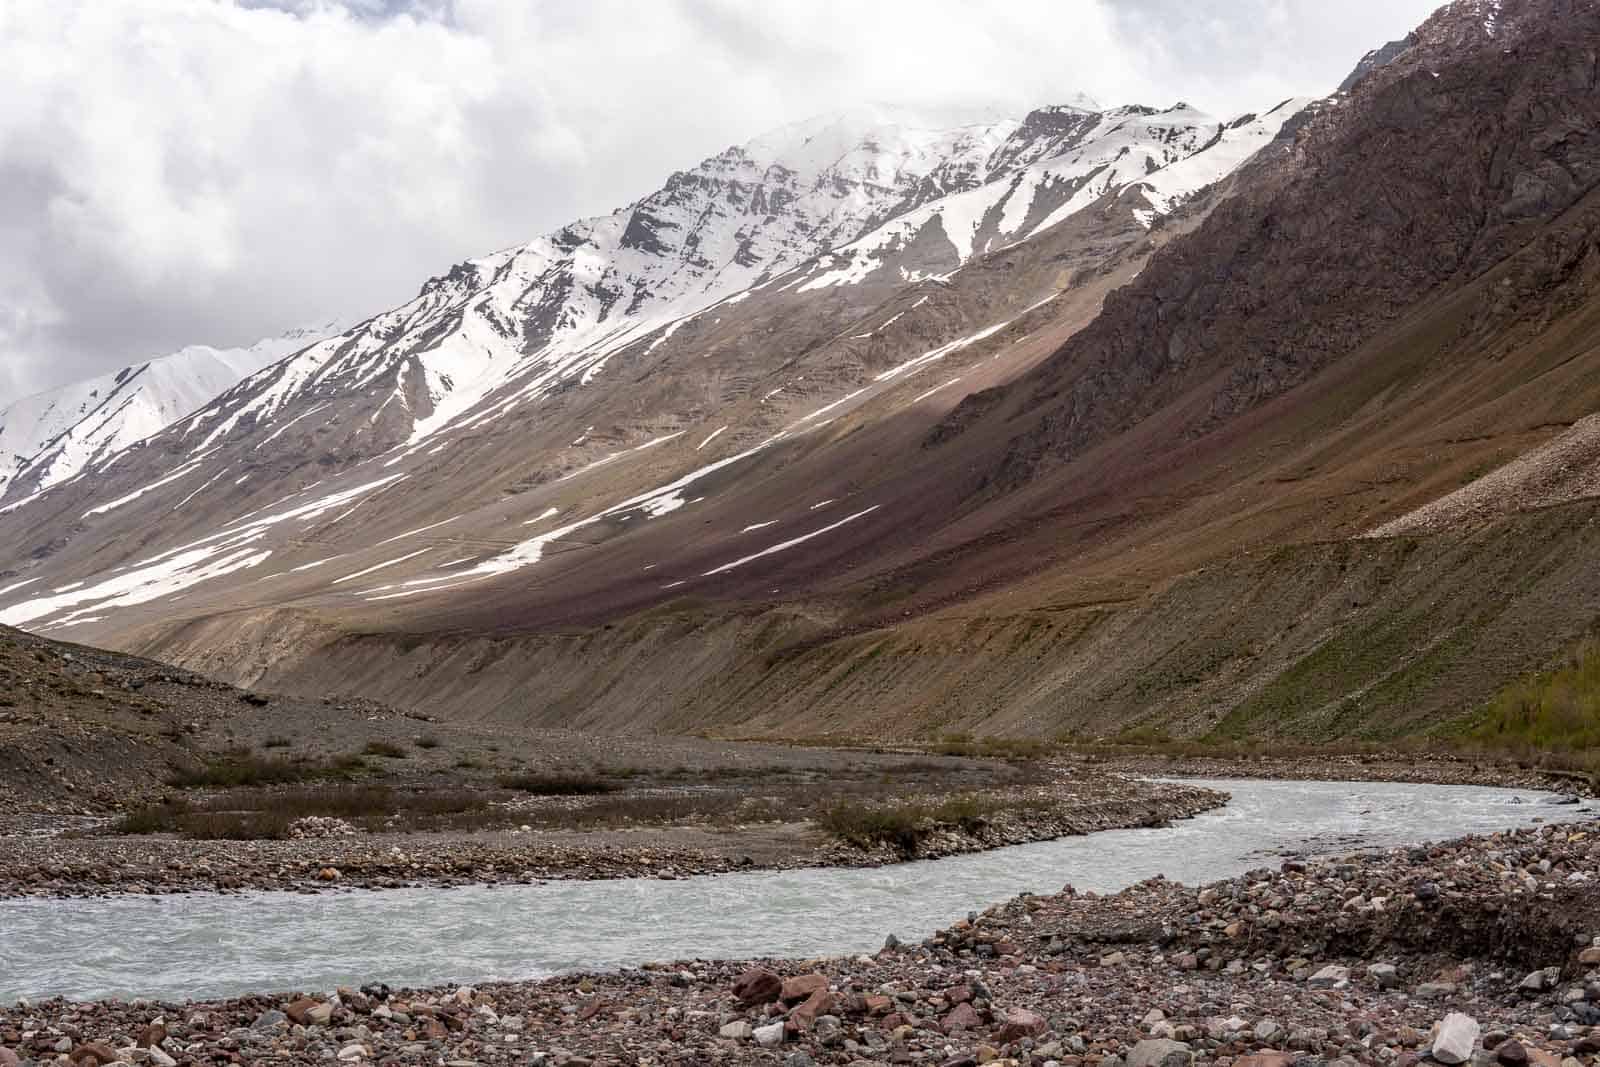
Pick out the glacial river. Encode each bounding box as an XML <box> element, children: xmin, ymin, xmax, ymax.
<box><xmin>1</xmin><ymin>778</ymin><xmax>1589</xmax><ymax>1004</ymax></box>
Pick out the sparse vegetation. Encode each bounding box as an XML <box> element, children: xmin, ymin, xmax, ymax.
<box><xmin>496</xmin><ymin>772</ymin><xmax>617</xmax><ymax>795</ymax></box>
<box><xmin>1472</xmin><ymin>637</ymin><xmax>1600</xmax><ymax>750</ymax></box>
<box><xmin>362</xmin><ymin>740</ymin><xmax>409</xmax><ymax>759</ymax></box>
<box><xmin>166</xmin><ymin>752</ymin><xmax>308</xmax><ymax>788</ymax></box>
<box><xmin>115</xmin><ymin>785</ymin><xmax>496</xmax><ymax>839</ymax></box>
<box><xmin>818</xmin><ymin>793</ymin><xmax>1052</xmax><ymax>854</ymax></box>
<box><xmin>414</xmin><ymin>734</ymin><xmax>442</xmax><ymax>750</ymax></box>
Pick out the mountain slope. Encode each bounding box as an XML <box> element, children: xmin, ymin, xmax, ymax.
<box><xmin>0</xmin><ymin>324</ymin><xmax>335</xmax><ymax>504</ymax></box>
<box><xmin>0</xmin><ymin>95</ymin><xmax>1303</xmax><ymax>636</ymax></box>
<box><xmin>17</xmin><ymin>1</ymin><xmax>1598</xmax><ymax>749</ymax></box>
<box><xmin>115</xmin><ymin>0</ymin><xmax>1600</xmax><ymax>746</ymax></box>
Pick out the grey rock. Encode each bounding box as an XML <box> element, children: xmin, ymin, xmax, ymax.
<box><xmin>1308</xmin><ymin>965</ymin><xmax>1350</xmax><ymax>989</ymax></box>
<box><xmin>1127</xmin><ymin>1039</ymin><xmax>1193</xmax><ymax>1067</ymax></box>
<box><xmin>1369</xmin><ymin>963</ymin><xmax>1400</xmax><ymax>989</ymax></box>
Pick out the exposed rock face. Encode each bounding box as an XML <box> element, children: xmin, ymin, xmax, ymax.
<box><xmin>942</xmin><ymin>0</ymin><xmax>1600</xmax><ymax>496</ymax></box>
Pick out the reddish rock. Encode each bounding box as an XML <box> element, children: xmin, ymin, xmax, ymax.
<box><xmin>0</xmin><ymin>1050</ymin><xmax>20</xmax><ymax>1067</ymax></box>
<box><xmin>137</xmin><ymin>1023</ymin><xmax>167</xmax><ymax>1048</ymax></box>
<box><xmin>943</xmin><ymin>1001</ymin><xmax>983</xmax><ymax>1034</ymax></box>
<box><xmin>995</xmin><ymin>1007</ymin><xmax>1048</xmax><ymax>1043</ymax></box>
<box><xmin>1237</xmin><ymin>1055</ymin><xmax>1296</xmax><ymax>1067</ymax></box>
<box><xmin>577</xmin><ymin>999</ymin><xmax>605</xmax><ymax>1021</ymax></box>
<box><xmin>865</xmin><ymin>994</ymin><xmax>894</xmax><ymax>1016</ymax></box>
<box><xmin>780</xmin><ymin>973</ymin><xmax>829</xmax><ymax>1002</ymax></box>
<box><xmin>283</xmin><ymin>998</ymin><xmax>320</xmax><ymax>1025</ymax></box>
<box><xmin>69</xmin><ymin>1043</ymin><xmax>117</xmax><ymax>1066</ymax></box>
<box><xmin>945</xmin><ymin>983</ymin><xmax>974</xmax><ymax>1005</ymax></box>
<box><xmin>731</xmin><ymin>968</ymin><xmax>784</xmax><ymax>1006</ymax></box>
<box><xmin>791</xmin><ymin>989</ymin><xmax>835</xmax><ymax>1029</ymax></box>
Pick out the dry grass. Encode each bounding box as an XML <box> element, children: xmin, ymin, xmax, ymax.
<box><xmin>496</xmin><ymin>772</ymin><xmax>617</xmax><ymax>795</ymax></box>
<box><xmin>115</xmin><ymin>785</ymin><xmax>497</xmax><ymax>839</ymax></box>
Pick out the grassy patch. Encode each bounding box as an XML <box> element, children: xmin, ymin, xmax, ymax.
<box><xmin>362</xmin><ymin>740</ymin><xmax>409</xmax><ymax>759</ymax></box>
<box><xmin>1472</xmin><ymin>637</ymin><xmax>1600</xmax><ymax>750</ymax></box>
<box><xmin>818</xmin><ymin>793</ymin><xmax>1051</xmax><ymax>854</ymax></box>
<box><xmin>414</xmin><ymin>735</ymin><xmax>442</xmax><ymax>750</ymax></box>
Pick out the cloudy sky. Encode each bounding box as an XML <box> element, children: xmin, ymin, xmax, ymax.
<box><xmin>0</xmin><ymin>0</ymin><xmax>1444</xmax><ymax>399</ymax></box>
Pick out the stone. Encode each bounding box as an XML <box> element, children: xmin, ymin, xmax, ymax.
<box><xmin>1370</xmin><ymin>963</ymin><xmax>1400</xmax><ymax>989</ymax></box>
<box><xmin>1433</xmin><ymin>1014</ymin><xmax>1481</xmax><ymax>1066</ymax></box>
<box><xmin>252</xmin><ymin>1010</ymin><xmax>287</xmax><ymax>1031</ymax></box>
<box><xmin>306</xmin><ymin>1002</ymin><xmax>334</xmax><ymax>1026</ymax></box>
<box><xmin>69</xmin><ymin>1044</ymin><xmax>117</xmax><ymax>1066</ymax></box>
<box><xmin>719</xmin><ymin>1021</ymin><xmax>753</xmax><ymax>1041</ymax></box>
<box><xmin>136</xmin><ymin>1023</ymin><xmax>166</xmax><ymax>1049</ymax></box>
<box><xmin>1578</xmin><ymin>947</ymin><xmax>1600</xmax><ymax>966</ymax></box>
<box><xmin>337</xmin><ymin>1043</ymin><xmax>369</xmax><ymax>1061</ymax></box>
<box><xmin>1237</xmin><ymin>1056</ymin><xmax>1295</xmax><ymax>1067</ymax></box>
<box><xmin>754</xmin><ymin>1022</ymin><xmax>785</xmax><ymax>1048</ymax></box>
<box><xmin>1235</xmin><ymin>1049</ymin><xmax>1299</xmax><ymax>1067</ymax></box>
<box><xmin>147</xmin><ymin>1047</ymin><xmax>177</xmax><ymax>1067</ymax></box>
<box><xmin>1256</xmin><ymin>1020</ymin><xmax>1285</xmax><ymax>1044</ymax></box>
<box><xmin>1521</xmin><ymin>971</ymin><xmax>1552</xmax><ymax>993</ymax></box>
<box><xmin>284</xmin><ymin>998</ymin><xmax>320</xmax><ymax>1025</ymax></box>
<box><xmin>1497</xmin><ymin>1040</ymin><xmax>1529</xmax><ymax>1067</ymax></box>
<box><xmin>1127</xmin><ymin>1039</ymin><xmax>1193</xmax><ymax>1067</ymax></box>
<box><xmin>1417</xmin><ymin>983</ymin><xmax>1458</xmax><ymax>998</ymax></box>
<box><xmin>944</xmin><ymin>1002</ymin><xmax>982</xmax><ymax>1033</ymax></box>
<box><xmin>786</xmin><ymin>1054</ymin><xmax>817</xmax><ymax>1067</ymax></box>
<box><xmin>732</xmin><ymin>969</ymin><xmax>784</xmax><ymax>1006</ymax></box>
<box><xmin>791</xmin><ymin>989</ymin><xmax>834</xmax><ymax>1029</ymax></box>
<box><xmin>1307</xmin><ymin>965</ymin><xmax>1350</xmax><ymax>989</ymax></box>
<box><xmin>995</xmin><ymin>1008</ymin><xmax>1047</xmax><ymax>1043</ymax></box>
<box><xmin>781</xmin><ymin>974</ymin><xmax>829</xmax><ymax>1003</ymax></box>
<box><xmin>0</xmin><ymin>1047</ymin><xmax>18</xmax><ymax>1067</ymax></box>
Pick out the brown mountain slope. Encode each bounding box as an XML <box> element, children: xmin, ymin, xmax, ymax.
<box><xmin>11</xmin><ymin>0</ymin><xmax>1600</xmax><ymax>748</ymax></box>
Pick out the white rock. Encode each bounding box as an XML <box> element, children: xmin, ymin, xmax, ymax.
<box><xmin>719</xmin><ymin>1021</ymin><xmax>753</xmax><ymax>1040</ymax></box>
<box><xmin>1432</xmin><ymin>1013</ymin><xmax>1480</xmax><ymax>1065</ymax></box>
<box><xmin>754</xmin><ymin>1021</ymin><xmax>786</xmax><ymax>1047</ymax></box>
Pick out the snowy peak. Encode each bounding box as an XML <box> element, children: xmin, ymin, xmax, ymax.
<box><xmin>0</xmin><ymin>323</ymin><xmax>337</xmax><ymax>503</ymax></box>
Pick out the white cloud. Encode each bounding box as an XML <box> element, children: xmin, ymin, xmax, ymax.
<box><xmin>0</xmin><ymin>0</ymin><xmax>1443</xmax><ymax>400</ymax></box>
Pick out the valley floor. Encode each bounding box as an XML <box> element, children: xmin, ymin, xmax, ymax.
<box><xmin>7</xmin><ymin>816</ymin><xmax>1600</xmax><ymax>1067</ymax></box>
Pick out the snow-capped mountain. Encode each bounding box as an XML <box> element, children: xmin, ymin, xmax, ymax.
<box><xmin>163</xmin><ymin>99</ymin><xmax>1305</xmax><ymax>466</ymax></box>
<box><xmin>0</xmin><ymin>95</ymin><xmax>1311</xmax><ymax>643</ymax></box>
<box><xmin>0</xmin><ymin>323</ymin><xmax>336</xmax><ymax>504</ymax></box>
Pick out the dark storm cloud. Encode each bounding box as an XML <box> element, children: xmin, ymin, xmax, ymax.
<box><xmin>0</xmin><ymin>0</ymin><xmax>1443</xmax><ymax>401</ymax></box>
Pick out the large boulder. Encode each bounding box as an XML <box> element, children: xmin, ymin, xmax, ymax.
<box><xmin>1127</xmin><ymin>1039</ymin><xmax>1193</xmax><ymax>1067</ymax></box>
<box><xmin>780</xmin><ymin>974</ymin><xmax>829</xmax><ymax>1002</ymax></box>
<box><xmin>1432</xmin><ymin>1013</ymin><xmax>1481</xmax><ymax>1065</ymax></box>
<box><xmin>995</xmin><ymin>1008</ymin><xmax>1048</xmax><ymax>1043</ymax></box>
<box><xmin>732</xmin><ymin>968</ymin><xmax>784</xmax><ymax>1006</ymax></box>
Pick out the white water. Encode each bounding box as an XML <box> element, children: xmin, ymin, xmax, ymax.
<box><xmin>1</xmin><ymin>779</ymin><xmax>1588</xmax><ymax>1004</ymax></box>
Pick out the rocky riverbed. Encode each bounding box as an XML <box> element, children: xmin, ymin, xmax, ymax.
<box><xmin>0</xmin><ymin>778</ymin><xmax>1223</xmax><ymax>899</ymax></box>
<box><xmin>8</xmin><ymin>817</ymin><xmax>1600</xmax><ymax>1066</ymax></box>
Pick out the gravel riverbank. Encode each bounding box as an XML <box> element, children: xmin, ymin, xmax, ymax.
<box><xmin>0</xmin><ymin>778</ymin><xmax>1223</xmax><ymax>899</ymax></box>
<box><xmin>8</xmin><ymin>817</ymin><xmax>1600</xmax><ymax>1066</ymax></box>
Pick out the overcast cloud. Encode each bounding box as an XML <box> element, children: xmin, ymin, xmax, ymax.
<box><xmin>0</xmin><ymin>0</ymin><xmax>1443</xmax><ymax>399</ymax></box>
